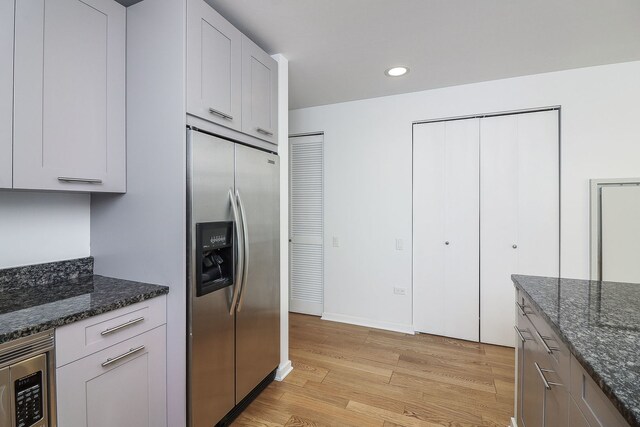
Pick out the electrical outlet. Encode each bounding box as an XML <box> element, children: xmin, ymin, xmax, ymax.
<box><xmin>395</xmin><ymin>238</ymin><xmax>403</xmax><ymax>251</ymax></box>
<box><xmin>332</xmin><ymin>236</ymin><xmax>340</xmax><ymax>247</ymax></box>
<box><xmin>393</xmin><ymin>287</ymin><xmax>406</xmax><ymax>296</ymax></box>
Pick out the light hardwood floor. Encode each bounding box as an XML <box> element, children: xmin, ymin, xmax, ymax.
<box><xmin>233</xmin><ymin>313</ymin><xmax>515</xmax><ymax>427</ymax></box>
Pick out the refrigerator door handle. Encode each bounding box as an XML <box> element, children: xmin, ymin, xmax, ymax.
<box><xmin>229</xmin><ymin>188</ymin><xmax>244</xmax><ymax>315</ymax></box>
<box><xmin>236</xmin><ymin>189</ymin><xmax>250</xmax><ymax>312</ymax></box>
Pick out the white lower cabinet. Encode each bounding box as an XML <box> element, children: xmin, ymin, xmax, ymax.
<box><xmin>57</xmin><ymin>325</ymin><xmax>166</xmax><ymax>427</ymax></box>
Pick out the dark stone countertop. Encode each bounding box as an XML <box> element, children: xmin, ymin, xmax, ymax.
<box><xmin>0</xmin><ymin>266</ymin><xmax>169</xmax><ymax>345</ymax></box>
<box><xmin>512</xmin><ymin>275</ymin><xmax>640</xmax><ymax>426</ymax></box>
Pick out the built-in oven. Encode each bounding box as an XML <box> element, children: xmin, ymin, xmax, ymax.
<box><xmin>0</xmin><ymin>330</ymin><xmax>56</xmax><ymax>427</ymax></box>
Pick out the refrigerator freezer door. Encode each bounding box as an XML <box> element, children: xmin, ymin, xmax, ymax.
<box><xmin>234</xmin><ymin>144</ymin><xmax>280</xmax><ymax>403</ymax></box>
<box><xmin>187</xmin><ymin>130</ymin><xmax>236</xmax><ymax>426</ymax></box>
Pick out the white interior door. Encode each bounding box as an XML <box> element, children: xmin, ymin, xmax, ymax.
<box><xmin>480</xmin><ymin>115</ymin><xmax>519</xmax><ymax>347</ymax></box>
<box><xmin>480</xmin><ymin>110</ymin><xmax>559</xmax><ymax>347</ymax></box>
<box><xmin>289</xmin><ymin>134</ymin><xmax>324</xmax><ymax>315</ymax></box>
<box><xmin>413</xmin><ymin>118</ymin><xmax>480</xmax><ymax>342</ymax></box>
<box><xmin>601</xmin><ymin>185</ymin><xmax>640</xmax><ymax>283</ymax></box>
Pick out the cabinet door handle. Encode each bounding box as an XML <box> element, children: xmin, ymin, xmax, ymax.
<box><xmin>514</xmin><ymin>326</ymin><xmax>529</xmax><ymax>343</ymax></box>
<box><xmin>515</xmin><ymin>301</ymin><xmax>531</xmax><ymax>316</ymax></box>
<box><xmin>101</xmin><ymin>317</ymin><xmax>145</xmax><ymax>336</ymax></box>
<box><xmin>256</xmin><ymin>127</ymin><xmax>273</xmax><ymax>136</ymax></box>
<box><xmin>534</xmin><ymin>362</ymin><xmax>563</xmax><ymax>389</ymax></box>
<box><xmin>533</xmin><ymin>328</ymin><xmax>559</xmax><ymax>354</ymax></box>
<box><xmin>58</xmin><ymin>177</ymin><xmax>103</xmax><ymax>184</ymax></box>
<box><xmin>102</xmin><ymin>345</ymin><xmax>145</xmax><ymax>367</ymax></box>
<box><xmin>208</xmin><ymin>107</ymin><xmax>233</xmax><ymax>121</ymax></box>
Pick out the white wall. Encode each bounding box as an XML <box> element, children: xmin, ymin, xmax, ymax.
<box><xmin>0</xmin><ymin>191</ymin><xmax>90</xmax><ymax>268</ymax></box>
<box><xmin>289</xmin><ymin>60</ymin><xmax>640</xmax><ymax>332</ymax></box>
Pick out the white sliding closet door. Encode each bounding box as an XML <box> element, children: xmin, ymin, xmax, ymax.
<box><xmin>480</xmin><ymin>110</ymin><xmax>559</xmax><ymax>347</ymax></box>
<box><xmin>413</xmin><ymin>118</ymin><xmax>480</xmax><ymax>342</ymax></box>
<box><xmin>289</xmin><ymin>134</ymin><xmax>324</xmax><ymax>315</ymax></box>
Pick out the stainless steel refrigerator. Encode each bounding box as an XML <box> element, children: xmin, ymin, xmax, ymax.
<box><xmin>186</xmin><ymin>128</ymin><xmax>280</xmax><ymax>426</ymax></box>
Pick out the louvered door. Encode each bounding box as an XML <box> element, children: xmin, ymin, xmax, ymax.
<box><xmin>289</xmin><ymin>134</ymin><xmax>324</xmax><ymax>315</ymax></box>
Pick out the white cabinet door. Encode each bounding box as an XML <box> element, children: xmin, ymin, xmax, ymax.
<box><xmin>413</xmin><ymin>118</ymin><xmax>480</xmax><ymax>342</ymax></box>
<box><xmin>480</xmin><ymin>111</ymin><xmax>559</xmax><ymax>347</ymax></box>
<box><xmin>0</xmin><ymin>0</ymin><xmax>13</xmax><ymax>188</ymax></box>
<box><xmin>13</xmin><ymin>0</ymin><xmax>125</xmax><ymax>192</ymax></box>
<box><xmin>241</xmin><ymin>35</ymin><xmax>278</xmax><ymax>144</ymax></box>
<box><xmin>57</xmin><ymin>325</ymin><xmax>167</xmax><ymax>427</ymax></box>
<box><xmin>186</xmin><ymin>0</ymin><xmax>242</xmax><ymax>131</ymax></box>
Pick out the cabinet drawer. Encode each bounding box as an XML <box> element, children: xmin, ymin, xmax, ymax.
<box><xmin>570</xmin><ymin>354</ymin><xmax>629</xmax><ymax>427</ymax></box>
<box><xmin>518</xmin><ymin>292</ymin><xmax>571</xmax><ymax>385</ymax></box>
<box><xmin>56</xmin><ymin>295</ymin><xmax>166</xmax><ymax>367</ymax></box>
<box><xmin>56</xmin><ymin>325</ymin><xmax>167</xmax><ymax>427</ymax></box>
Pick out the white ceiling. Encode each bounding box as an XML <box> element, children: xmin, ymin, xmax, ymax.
<box><xmin>206</xmin><ymin>0</ymin><xmax>640</xmax><ymax>109</ymax></box>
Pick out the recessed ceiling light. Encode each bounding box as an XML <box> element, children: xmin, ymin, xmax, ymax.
<box><xmin>385</xmin><ymin>66</ymin><xmax>409</xmax><ymax>77</ymax></box>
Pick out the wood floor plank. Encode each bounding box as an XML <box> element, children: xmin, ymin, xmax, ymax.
<box><xmin>232</xmin><ymin>313</ymin><xmax>515</xmax><ymax>427</ymax></box>
<box><xmin>345</xmin><ymin>401</ymin><xmax>440</xmax><ymax>427</ymax></box>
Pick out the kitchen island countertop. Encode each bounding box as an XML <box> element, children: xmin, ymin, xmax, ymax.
<box><xmin>512</xmin><ymin>275</ymin><xmax>640</xmax><ymax>426</ymax></box>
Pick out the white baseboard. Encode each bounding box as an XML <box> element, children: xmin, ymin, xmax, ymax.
<box><xmin>321</xmin><ymin>312</ymin><xmax>415</xmax><ymax>334</ymax></box>
<box><xmin>275</xmin><ymin>360</ymin><xmax>293</xmax><ymax>381</ymax></box>
<box><xmin>510</xmin><ymin>416</ymin><xmax>518</xmax><ymax>427</ymax></box>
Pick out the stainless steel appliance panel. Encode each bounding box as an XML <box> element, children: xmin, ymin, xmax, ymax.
<box><xmin>234</xmin><ymin>144</ymin><xmax>280</xmax><ymax>402</ymax></box>
<box><xmin>10</xmin><ymin>354</ymin><xmax>48</xmax><ymax>427</ymax></box>
<box><xmin>187</xmin><ymin>130</ymin><xmax>237</xmax><ymax>426</ymax></box>
<box><xmin>0</xmin><ymin>367</ymin><xmax>10</xmax><ymax>427</ymax></box>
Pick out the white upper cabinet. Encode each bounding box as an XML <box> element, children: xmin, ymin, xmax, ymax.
<box><xmin>242</xmin><ymin>35</ymin><xmax>278</xmax><ymax>144</ymax></box>
<box><xmin>187</xmin><ymin>0</ymin><xmax>242</xmax><ymax>131</ymax></box>
<box><xmin>186</xmin><ymin>0</ymin><xmax>278</xmax><ymax>146</ymax></box>
<box><xmin>13</xmin><ymin>0</ymin><xmax>126</xmax><ymax>192</ymax></box>
<box><xmin>0</xmin><ymin>0</ymin><xmax>13</xmax><ymax>189</ymax></box>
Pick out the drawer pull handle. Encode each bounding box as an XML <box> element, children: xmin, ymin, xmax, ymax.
<box><xmin>534</xmin><ymin>362</ymin><xmax>563</xmax><ymax>390</ymax></box>
<box><xmin>515</xmin><ymin>301</ymin><xmax>532</xmax><ymax>316</ymax></box>
<box><xmin>101</xmin><ymin>317</ymin><xmax>145</xmax><ymax>336</ymax></box>
<box><xmin>58</xmin><ymin>177</ymin><xmax>103</xmax><ymax>184</ymax></box>
<box><xmin>102</xmin><ymin>345</ymin><xmax>146</xmax><ymax>367</ymax></box>
<box><xmin>208</xmin><ymin>107</ymin><xmax>233</xmax><ymax>121</ymax></box>
<box><xmin>256</xmin><ymin>127</ymin><xmax>274</xmax><ymax>136</ymax></box>
<box><xmin>514</xmin><ymin>326</ymin><xmax>530</xmax><ymax>343</ymax></box>
<box><xmin>533</xmin><ymin>328</ymin><xmax>559</xmax><ymax>354</ymax></box>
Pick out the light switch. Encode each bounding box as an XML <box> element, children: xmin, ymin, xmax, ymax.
<box><xmin>396</xmin><ymin>238</ymin><xmax>403</xmax><ymax>251</ymax></box>
<box><xmin>332</xmin><ymin>236</ymin><xmax>340</xmax><ymax>247</ymax></box>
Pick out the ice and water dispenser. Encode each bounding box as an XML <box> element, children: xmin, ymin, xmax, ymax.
<box><xmin>195</xmin><ymin>221</ymin><xmax>235</xmax><ymax>296</ymax></box>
